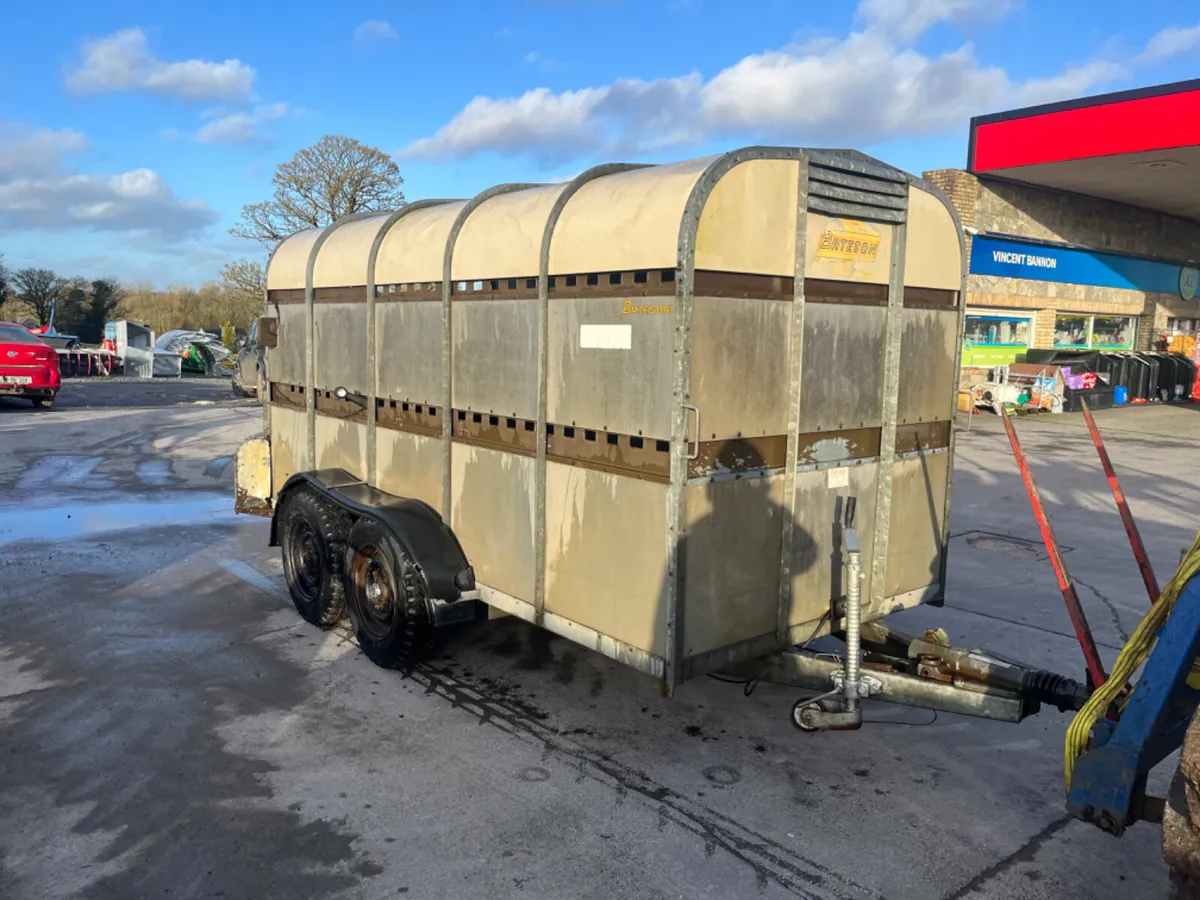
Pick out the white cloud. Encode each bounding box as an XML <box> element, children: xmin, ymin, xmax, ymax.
<box><xmin>0</xmin><ymin>122</ymin><xmax>216</xmax><ymax>239</ymax></box>
<box><xmin>159</xmin><ymin>127</ymin><xmax>182</xmax><ymax>141</ymax></box>
<box><xmin>699</xmin><ymin>37</ymin><xmax>1124</xmax><ymax>144</ymax></box>
<box><xmin>1138</xmin><ymin>23</ymin><xmax>1200</xmax><ymax>63</ymax></box>
<box><xmin>401</xmin><ymin>0</ymin><xmax>1125</xmax><ymax>164</ymax></box>
<box><xmin>65</xmin><ymin>28</ymin><xmax>255</xmax><ymax>101</ymax></box>
<box><xmin>354</xmin><ymin>19</ymin><xmax>397</xmax><ymax>44</ymax></box>
<box><xmin>401</xmin><ymin>86</ymin><xmax>607</xmax><ymax>162</ymax></box>
<box><xmin>195</xmin><ymin>103</ymin><xmax>289</xmax><ymax>145</ymax></box>
<box><xmin>0</xmin><ymin>125</ymin><xmax>88</xmax><ymax>179</ymax></box>
<box><xmin>855</xmin><ymin>0</ymin><xmax>1015</xmax><ymax>43</ymax></box>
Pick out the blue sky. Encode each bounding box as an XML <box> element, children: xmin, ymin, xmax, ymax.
<box><xmin>2</xmin><ymin>0</ymin><xmax>1199</xmax><ymax>287</ymax></box>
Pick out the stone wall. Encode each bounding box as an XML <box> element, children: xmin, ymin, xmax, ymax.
<box><xmin>922</xmin><ymin>168</ymin><xmax>1200</xmax><ymax>351</ymax></box>
<box><xmin>922</xmin><ymin>169</ymin><xmax>978</xmax><ymax>263</ymax></box>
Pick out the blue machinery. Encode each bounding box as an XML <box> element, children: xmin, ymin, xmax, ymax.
<box><xmin>1065</xmin><ymin>556</ymin><xmax>1200</xmax><ymax>837</ymax></box>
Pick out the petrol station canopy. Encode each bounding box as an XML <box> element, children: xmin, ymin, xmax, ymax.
<box><xmin>968</xmin><ymin>79</ymin><xmax>1200</xmax><ymax>222</ymax></box>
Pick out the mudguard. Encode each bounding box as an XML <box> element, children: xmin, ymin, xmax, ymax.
<box><xmin>271</xmin><ymin>469</ymin><xmax>476</xmax><ymax>604</ymax></box>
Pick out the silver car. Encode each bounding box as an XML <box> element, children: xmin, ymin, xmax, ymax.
<box><xmin>231</xmin><ymin>320</ymin><xmax>264</xmax><ymax>399</ymax></box>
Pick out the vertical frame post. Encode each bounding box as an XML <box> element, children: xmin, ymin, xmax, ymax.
<box><xmin>262</xmin><ymin>244</ymin><xmax>281</xmax><ymax>440</ymax></box>
<box><xmin>921</xmin><ymin>178</ymin><xmax>970</xmax><ymax>605</ymax></box>
<box><xmin>775</xmin><ymin>158</ymin><xmax>810</xmax><ymax>644</ymax></box>
<box><xmin>868</xmin><ymin>221</ymin><xmax>909</xmax><ymax>613</ymax></box>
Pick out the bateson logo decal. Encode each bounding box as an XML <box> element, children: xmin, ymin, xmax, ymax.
<box><xmin>817</xmin><ymin>219</ymin><xmax>880</xmax><ymax>262</ymax></box>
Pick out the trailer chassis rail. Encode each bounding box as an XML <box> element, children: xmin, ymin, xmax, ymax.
<box><xmin>725</xmin><ymin>619</ymin><xmax>1088</xmax><ymax>728</ymax></box>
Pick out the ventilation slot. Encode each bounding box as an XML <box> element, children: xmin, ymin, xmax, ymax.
<box><xmin>808</xmin><ymin>158</ymin><xmax>908</xmax><ymax>224</ymax></box>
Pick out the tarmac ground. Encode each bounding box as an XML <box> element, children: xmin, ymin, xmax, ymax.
<box><xmin>2</xmin><ymin>378</ymin><xmax>1198</xmax><ymax>899</ymax></box>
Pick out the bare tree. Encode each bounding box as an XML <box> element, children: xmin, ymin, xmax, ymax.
<box><xmin>218</xmin><ymin>259</ymin><xmax>266</xmax><ymax>328</ymax></box>
<box><xmin>230</xmin><ymin>135</ymin><xmax>405</xmax><ymax>244</ymax></box>
<box><xmin>13</xmin><ymin>267</ymin><xmax>64</xmax><ymax>327</ymax></box>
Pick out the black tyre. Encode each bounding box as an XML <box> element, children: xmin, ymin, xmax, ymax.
<box><xmin>344</xmin><ymin>517</ymin><xmax>432</xmax><ymax>670</ymax></box>
<box><xmin>31</xmin><ymin>396</ymin><xmax>55</xmax><ymax>409</ymax></box>
<box><xmin>279</xmin><ymin>489</ymin><xmax>351</xmax><ymax>627</ymax></box>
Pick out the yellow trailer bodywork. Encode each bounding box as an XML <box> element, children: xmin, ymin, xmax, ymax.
<box><xmin>248</xmin><ymin>146</ymin><xmax>966</xmax><ymax>693</ymax></box>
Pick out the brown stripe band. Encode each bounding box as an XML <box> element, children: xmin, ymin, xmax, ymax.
<box><xmin>796</xmin><ymin>427</ymin><xmax>882</xmax><ymax>465</ymax></box>
<box><xmin>269</xmin><ymin>381</ymin><xmax>305</xmax><ymax>409</ymax></box>
<box><xmin>271</xmin><ymin>379</ymin><xmax>951</xmax><ymax>473</ymax></box>
<box><xmin>377</xmin><ymin>399</ymin><xmax>441</xmax><ymax>436</ymax></box>
<box><xmin>271</xmin><ymin>272</ymin><xmax>957</xmax><ymax>308</ymax></box>
<box><xmin>453</xmin><ymin>411</ymin><xmax>537</xmax><ymax>456</ymax></box>
<box><xmin>377</xmin><ymin>282</ymin><xmax>443</xmax><ymax>303</ymax></box>
<box><xmin>314</xmin><ymin>389</ymin><xmax>368</xmax><ymax>423</ymax></box>
<box><xmin>548</xmin><ymin>424</ymin><xmax>671</xmax><ymax>482</ymax></box>
<box><xmin>895</xmin><ymin>420</ymin><xmax>951</xmax><ymax>453</ymax></box>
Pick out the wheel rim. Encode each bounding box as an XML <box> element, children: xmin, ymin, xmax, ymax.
<box><xmin>284</xmin><ymin>514</ymin><xmax>324</xmax><ymax>602</ymax></box>
<box><xmin>350</xmin><ymin>543</ymin><xmax>398</xmax><ymax>641</ymax></box>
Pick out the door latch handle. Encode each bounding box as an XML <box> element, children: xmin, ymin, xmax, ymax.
<box><xmin>683</xmin><ymin>404</ymin><xmax>700</xmax><ymax>460</ymax></box>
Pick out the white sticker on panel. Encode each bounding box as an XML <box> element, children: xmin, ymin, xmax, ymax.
<box><xmin>580</xmin><ymin>324</ymin><xmax>632</xmax><ymax>350</ymax></box>
<box><xmin>826</xmin><ymin>466</ymin><xmax>849</xmax><ymax>488</ymax></box>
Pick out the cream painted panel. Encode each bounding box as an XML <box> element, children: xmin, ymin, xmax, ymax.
<box><xmin>544</xmin><ymin>462</ymin><xmax>669</xmax><ymax>656</ymax></box>
<box><xmin>452</xmin><ymin>185</ymin><xmax>566</xmax><ymax>280</ymax></box>
<box><xmin>375</xmin><ymin>430</ymin><xmax>443</xmax><ymax>510</ymax></box>
<box><xmin>268</xmin><ymin>229</ymin><xmax>322</xmax><ymax>290</ymax></box>
<box><xmin>788</xmin><ymin>462</ymin><xmax>880</xmax><ymax>627</ymax></box>
<box><xmin>548</xmin><ymin>158</ymin><xmax>715</xmax><ymax>274</ymax></box>
<box><xmin>797</xmin><ymin>303</ymin><xmax>886</xmax><ymax>432</ymax></box>
<box><xmin>376</xmin><ymin>301</ymin><xmax>443</xmax><ymax>405</ymax></box>
<box><xmin>269</xmin><ymin>406</ymin><xmax>307</xmax><ymax>495</ymax></box>
<box><xmin>896</xmin><ymin>308</ymin><xmax>958</xmax><ymax>425</ymax></box>
<box><xmin>314</xmin><ymin>303</ymin><xmax>368</xmax><ymax>394</ymax></box>
<box><xmin>269</xmin><ymin>305</ymin><xmax>306</xmax><ymax>386</ymax></box>
<box><xmin>883</xmin><ymin>453</ymin><xmax>949</xmax><ymax>600</ymax></box>
<box><xmin>314</xmin><ymin>417</ymin><xmax>368</xmax><ymax>480</ymax></box>
<box><xmin>547</xmin><ymin>297</ymin><xmax>675</xmax><ymax>438</ymax></box>
<box><xmin>450</xmin><ymin>444</ymin><xmax>536</xmax><ymax>603</ymax></box>
<box><xmin>375</xmin><ymin>203</ymin><xmax>466</xmax><ymax>285</ymax></box>
<box><xmin>695</xmin><ymin>159</ymin><xmax>798</xmax><ymax>276</ymax></box>
<box><xmin>905</xmin><ymin>186</ymin><xmax>963</xmax><ymax>290</ymax></box>
<box><xmin>451</xmin><ymin>299</ymin><xmax>538</xmax><ymax>418</ymax></box>
<box><xmin>682</xmin><ymin>474</ymin><xmax>785</xmax><ymax>657</ymax></box>
<box><xmin>689</xmin><ymin>296</ymin><xmax>791</xmax><ymax>439</ymax></box>
<box><xmin>313</xmin><ymin>214</ymin><xmax>392</xmax><ymax>288</ymax></box>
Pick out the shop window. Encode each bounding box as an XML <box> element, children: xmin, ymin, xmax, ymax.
<box><xmin>1054</xmin><ymin>315</ymin><xmax>1090</xmax><ymax>348</ymax></box>
<box><xmin>963</xmin><ymin>314</ymin><xmax>1031</xmax><ymax>347</ymax></box>
<box><xmin>1054</xmin><ymin>314</ymin><xmax>1136</xmax><ymax>350</ymax></box>
<box><xmin>1167</xmin><ymin>317</ymin><xmax>1199</xmax><ymax>335</ymax></box>
<box><xmin>1091</xmin><ymin>316</ymin><xmax>1134</xmax><ymax>349</ymax></box>
<box><xmin>962</xmin><ymin>312</ymin><xmax>1033</xmax><ymax>366</ymax></box>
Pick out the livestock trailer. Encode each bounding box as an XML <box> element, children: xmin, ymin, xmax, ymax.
<box><xmin>236</xmin><ymin>146</ymin><xmax>1082</xmax><ymax>726</ymax></box>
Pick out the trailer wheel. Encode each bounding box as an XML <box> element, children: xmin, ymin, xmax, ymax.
<box><xmin>344</xmin><ymin>518</ymin><xmax>431</xmax><ymax>671</ymax></box>
<box><xmin>279</xmin><ymin>489</ymin><xmax>350</xmax><ymax>627</ymax></box>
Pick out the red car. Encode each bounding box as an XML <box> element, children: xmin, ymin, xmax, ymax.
<box><xmin>0</xmin><ymin>321</ymin><xmax>61</xmax><ymax>409</ymax></box>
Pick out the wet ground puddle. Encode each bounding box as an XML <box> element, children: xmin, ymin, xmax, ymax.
<box><xmin>0</xmin><ymin>493</ymin><xmax>239</xmax><ymax>546</ymax></box>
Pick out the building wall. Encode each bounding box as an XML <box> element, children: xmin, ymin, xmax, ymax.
<box><xmin>923</xmin><ymin>168</ymin><xmax>1200</xmax><ymax>353</ymax></box>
